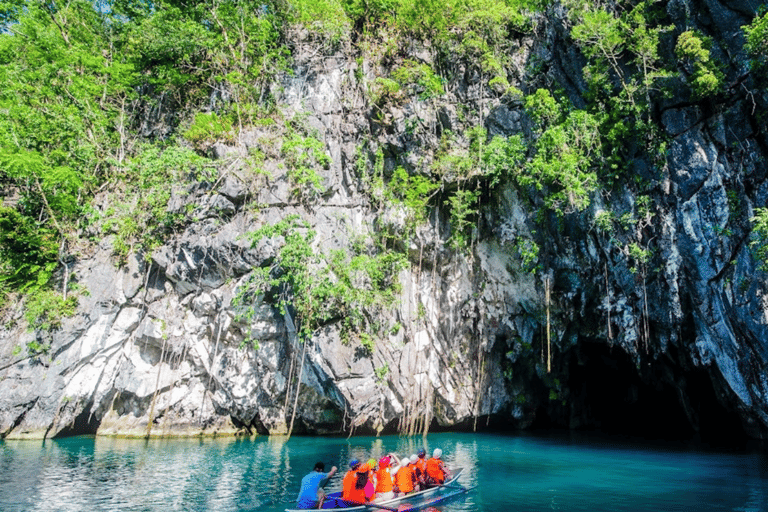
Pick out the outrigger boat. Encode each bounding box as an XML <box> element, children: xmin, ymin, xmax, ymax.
<box><xmin>286</xmin><ymin>468</ymin><xmax>467</xmax><ymax>512</ymax></box>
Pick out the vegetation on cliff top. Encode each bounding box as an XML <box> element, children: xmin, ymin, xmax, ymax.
<box><xmin>1</xmin><ymin>0</ymin><xmax>768</xmax><ymax>345</ymax></box>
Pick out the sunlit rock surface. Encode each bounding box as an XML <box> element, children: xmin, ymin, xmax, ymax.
<box><xmin>2</xmin><ymin>1</ymin><xmax>768</xmax><ymax>441</ymax></box>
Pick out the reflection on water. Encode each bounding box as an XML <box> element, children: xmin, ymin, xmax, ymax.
<box><xmin>1</xmin><ymin>432</ymin><xmax>767</xmax><ymax>512</ymax></box>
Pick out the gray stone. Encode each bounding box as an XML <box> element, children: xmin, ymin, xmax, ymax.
<box><xmin>3</xmin><ymin>7</ymin><xmax>768</xmax><ymax>441</ymax></box>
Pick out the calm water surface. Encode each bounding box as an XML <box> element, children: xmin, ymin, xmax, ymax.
<box><xmin>1</xmin><ymin>432</ymin><xmax>767</xmax><ymax>512</ymax></box>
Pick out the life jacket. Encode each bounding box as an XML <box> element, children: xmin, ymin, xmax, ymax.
<box><xmin>415</xmin><ymin>457</ymin><xmax>428</xmax><ymax>478</ymax></box>
<box><xmin>425</xmin><ymin>458</ymin><xmax>445</xmax><ymax>484</ymax></box>
<box><xmin>347</xmin><ymin>469</ymin><xmax>370</xmax><ymax>503</ymax></box>
<box><xmin>375</xmin><ymin>467</ymin><xmax>393</xmax><ymax>493</ymax></box>
<box><xmin>342</xmin><ymin>469</ymin><xmax>357</xmax><ymax>500</ymax></box>
<box><xmin>408</xmin><ymin>462</ymin><xmax>420</xmax><ymax>482</ymax></box>
<box><xmin>395</xmin><ymin>465</ymin><xmax>415</xmax><ymax>493</ymax></box>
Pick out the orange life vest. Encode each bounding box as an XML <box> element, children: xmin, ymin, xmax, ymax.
<box><xmin>395</xmin><ymin>465</ymin><xmax>415</xmax><ymax>493</ymax></box>
<box><xmin>347</xmin><ymin>468</ymin><xmax>371</xmax><ymax>503</ymax></box>
<box><xmin>375</xmin><ymin>467</ymin><xmax>393</xmax><ymax>493</ymax></box>
<box><xmin>425</xmin><ymin>458</ymin><xmax>445</xmax><ymax>484</ymax></box>
<box><xmin>347</xmin><ymin>484</ymin><xmax>367</xmax><ymax>503</ymax></box>
<box><xmin>415</xmin><ymin>457</ymin><xmax>427</xmax><ymax>477</ymax></box>
<box><xmin>342</xmin><ymin>470</ymin><xmax>357</xmax><ymax>500</ymax></box>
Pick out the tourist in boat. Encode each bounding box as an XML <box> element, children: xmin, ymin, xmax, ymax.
<box><xmin>345</xmin><ymin>461</ymin><xmax>374</xmax><ymax>504</ymax></box>
<box><xmin>393</xmin><ymin>457</ymin><xmax>416</xmax><ymax>497</ymax></box>
<box><xmin>374</xmin><ymin>455</ymin><xmax>400</xmax><ymax>501</ymax></box>
<box><xmin>342</xmin><ymin>459</ymin><xmax>361</xmax><ymax>501</ymax></box>
<box><xmin>296</xmin><ymin>461</ymin><xmax>337</xmax><ymax>509</ymax></box>
<box><xmin>407</xmin><ymin>455</ymin><xmax>421</xmax><ymax>491</ymax></box>
<box><xmin>414</xmin><ymin>449</ymin><xmax>428</xmax><ymax>488</ymax></box>
<box><xmin>425</xmin><ymin>448</ymin><xmax>450</xmax><ymax>486</ymax></box>
<box><xmin>365</xmin><ymin>459</ymin><xmax>377</xmax><ymax>501</ymax></box>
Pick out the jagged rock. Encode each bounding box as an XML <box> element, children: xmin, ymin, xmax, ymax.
<box><xmin>2</xmin><ymin>3</ymin><xmax>768</xmax><ymax>442</ymax></box>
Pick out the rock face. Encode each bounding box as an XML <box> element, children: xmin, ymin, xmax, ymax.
<box><xmin>2</xmin><ymin>2</ymin><xmax>768</xmax><ymax>442</ymax></box>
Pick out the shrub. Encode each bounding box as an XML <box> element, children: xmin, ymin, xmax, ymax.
<box><xmin>25</xmin><ymin>289</ymin><xmax>78</xmax><ymax>331</ymax></box>
<box><xmin>183</xmin><ymin>113</ymin><xmax>235</xmax><ymax>149</ymax></box>
<box><xmin>675</xmin><ymin>30</ymin><xmax>723</xmax><ymax>99</ymax></box>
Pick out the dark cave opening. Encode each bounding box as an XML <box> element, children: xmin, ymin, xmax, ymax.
<box><xmin>559</xmin><ymin>340</ymin><xmax>693</xmax><ymax>438</ymax></box>
<box><xmin>53</xmin><ymin>403</ymin><xmax>100</xmax><ymax>438</ymax></box>
<box><xmin>536</xmin><ymin>339</ymin><xmax>751</xmax><ymax>446</ymax></box>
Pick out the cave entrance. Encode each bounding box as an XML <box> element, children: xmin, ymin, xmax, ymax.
<box><xmin>53</xmin><ymin>403</ymin><xmax>100</xmax><ymax>438</ymax></box>
<box><xmin>562</xmin><ymin>340</ymin><xmax>693</xmax><ymax>439</ymax></box>
<box><xmin>553</xmin><ymin>339</ymin><xmax>747</xmax><ymax>444</ymax></box>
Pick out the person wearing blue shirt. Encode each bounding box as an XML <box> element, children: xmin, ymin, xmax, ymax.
<box><xmin>297</xmin><ymin>461</ymin><xmax>337</xmax><ymax>509</ymax></box>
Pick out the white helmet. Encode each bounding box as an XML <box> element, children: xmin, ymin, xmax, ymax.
<box><xmin>433</xmin><ymin>448</ymin><xmax>442</xmax><ymax>458</ymax></box>
<box><xmin>401</xmin><ymin>457</ymin><xmax>411</xmax><ymax>466</ymax></box>
<box><xmin>410</xmin><ymin>454</ymin><xmax>418</xmax><ymax>463</ymax></box>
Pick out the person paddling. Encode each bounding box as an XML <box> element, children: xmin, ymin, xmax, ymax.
<box><xmin>296</xmin><ymin>461</ymin><xmax>337</xmax><ymax>509</ymax></box>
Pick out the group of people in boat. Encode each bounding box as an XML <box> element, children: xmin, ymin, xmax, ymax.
<box><xmin>296</xmin><ymin>448</ymin><xmax>451</xmax><ymax>509</ymax></box>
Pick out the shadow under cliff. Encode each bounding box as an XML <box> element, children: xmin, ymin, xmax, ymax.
<box><xmin>515</xmin><ymin>338</ymin><xmax>752</xmax><ymax>449</ymax></box>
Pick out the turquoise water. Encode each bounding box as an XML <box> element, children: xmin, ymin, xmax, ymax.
<box><xmin>1</xmin><ymin>432</ymin><xmax>767</xmax><ymax>512</ymax></box>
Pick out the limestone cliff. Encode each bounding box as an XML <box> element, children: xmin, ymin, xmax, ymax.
<box><xmin>1</xmin><ymin>0</ymin><xmax>768</xmax><ymax>442</ymax></box>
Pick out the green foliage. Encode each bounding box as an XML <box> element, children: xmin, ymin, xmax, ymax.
<box><xmin>750</xmin><ymin>208</ymin><xmax>768</xmax><ymax>272</ymax></box>
<box><xmin>286</xmin><ymin>0</ymin><xmax>352</xmax><ymax>45</ymax></box>
<box><xmin>183</xmin><ymin>113</ymin><xmax>235</xmax><ymax>149</ymax></box>
<box><xmin>0</xmin><ymin>207</ymin><xmax>59</xmax><ymax>290</ymax></box>
<box><xmin>433</xmin><ymin>128</ymin><xmax>525</xmax><ymax>187</ymax></box>
<box><xmin>375</xmin><ymin>363</ymin><xmax>389</xmax><ymax>382</ymax></box>
<box><xmin>242</xmin><ymin>216</ymin><xmax>407</xmax><ymax>347</ymax></box>
<box><xmin>21</xmin><ymin>339</ymin><xmax>51</xmax><ymax>358</ymax></box>
<box><xmin>524</xmin><ymin>88</ymin><xmax>562</xmax><ymax>128</ymax></box>
<box><xmin>343</xmin><ymin>0</ymin><xmax>541</xmax><ymax>92</ymax></box>
<box><xmin>101</xmin><ymin>144</ymin><xmax>212</xmax><ymax>262</ymax></box>
<box><xmin>0</xmin><ymin>1</ymin><xmax>137</xmax><ymax>291</ymax></box>
<box><xmin>569</xmin><ymin>1</ymin><xmax>673</xmax><ymax>105</ymax></box>
<box><xmin>387</xmin><ymin>167</ymin><xmax>440</xmax><ymax>219</ymax></box>
<box><xmin>566</xmin><ymin>0</ymin><xmax>673</xmax><ymax>189</ymax></box>
<box><xmin>570</xmin><ymin>7</ymin><xmax>625</xmax><ymax>68</ymax></box>
<box><xmin>448</xmin><ymin>189</ymin><xmax>480</xmax><ymax>249</ymax></box>
<box><xmin>391</xmin><ymin>60</ymin><xmax>444</xmax><ymax>100</ymax></box>
<box><xmin>520</xmin><ymin>92</ymin><xmax>601</xmax><ymax>213</ymax></box>
<box><xmin>424</xmin><ymin>127</ymin><xmax>527</xmax><ymax>250</ymax></box>
<box><xmin>371</xmin><ymin>77</ymin><xmax>402</xmax><ymax>104</ymax></box>
<box><xmin>481</xmin><ymin>134</ymin><xmax>527</xmax><ymax>188</ymax></box>
<box><xmin>744</xmin><ymin>9</ymin><xmax>768</xmax><ymax>75</ymax></box>
<box><xmin>24</xmin><ymin>289</ymin><xmax>78</xmax><ymax>331</ymax></box>
<box><xmin>282</xmin><ymin>132</ymin><xmax>330</xmax><ymax>202</ymax></box>
<box><xmin>727</xmin><ymin>190</ymin><xmax>742</xmax><ymax>218</ymax></box>
<box><xmin>378</xmin><ymin>166</ymin><xmax>440</xmax><ymax>243</ymax></box>
<box><xmin>675</xmin><ymin>30</ymin><xmax>723</xmax><ymax>98</ymax></box>
<box><xmin>627</xmin><ymin>242</ymin><xmax>651</xmax><ymax>274</ymax></box>
<box><xmin>359</xmin><ymin>332</ymin><xmax>375</xmax><ymax>353</ymax></box>
<box><xmin>238</xmin><ymin>337</ymin><xmax>260</xmax><ymax>351</ymax></box>
<box><xmin>594</xmin><ymin>210</ymin><xmax>614</xmax><ymax>233</ymax></box>
<box><xmin>0</xmin><ymin>0</ymin><xmax>24</xmax><ymax>30</ymax></box>
<box><xmin>513</xmin><ymin>237</ymin><xmax>540</xmax><ymax>273</ymax></box>
<box><xmin>126</xmin><ymin>1</ymin><xmax>289</xmax><ymax>111</ymax></box>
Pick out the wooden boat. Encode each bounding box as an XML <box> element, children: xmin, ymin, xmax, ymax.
<box><xmin>286</xmin><ymin>467</ymin><xmax>466</xmax><ymax>512</ymax></box>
